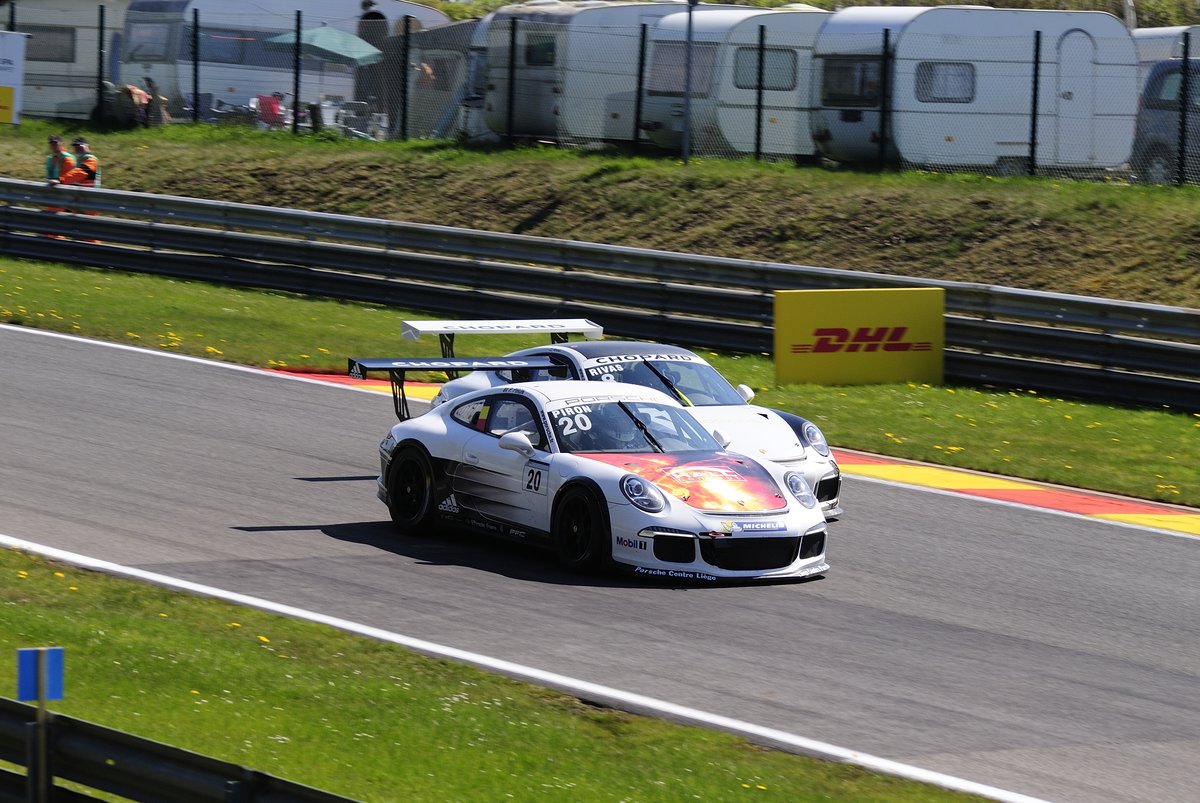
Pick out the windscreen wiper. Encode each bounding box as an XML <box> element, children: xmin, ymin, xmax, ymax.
<box><xmin>639</xmin><ymin>360</ymin><xmax>693</xmax><ymax>406</ymax></box>
<box><xmin>618</xmin><ymin>401</ymin><xmax>664</xmax><ymax>453</ymax></box>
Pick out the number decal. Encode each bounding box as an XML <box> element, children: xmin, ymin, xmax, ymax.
<box><xmin>524</xmin><ymin>465</ymin><xmax>547</xmax><ymax>496</ymax></box>
<box><xmin>555</xmin><ymin>414</ymin><xmax>593</xmax><ymax>435</ymax></box>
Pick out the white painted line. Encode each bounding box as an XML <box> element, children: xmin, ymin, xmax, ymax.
<box><xmin>1</xmin><ymin>533</ymin><xmax>1049</xmax><ymax>803</ymax></box>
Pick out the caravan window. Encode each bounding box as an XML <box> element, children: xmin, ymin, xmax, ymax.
<box><xmin>821</xmin><ymin>58</ymin><xmax>881</xmax><ymax>107</ymax></box>
<box><xmin>125</xmin><ymin>22</ymin><xmax>172</xmax><ymax>62</ymax></box>
<box><xmin>195</xmin><ymin>28</ymin><xmax>249</xmax><ymax>65</ymax></box>
<box><xmin>525</xmin><ymin>33</ymin><xmax>555</xmax><ymax>66</ymax></box>
<box><xmin>733</xmin><ymin>47</ymin><xmax>797</xmax><ymax>91</ymax></box>
<box><xmin>19</xmin><ymin>24</ymin><xmax>75</xmax><ymax>63</ymax></box>
<box><xmin>647</xmin><ymin>42</ymin><xmax>719</xmax><ymax>98</ymax></box>
<box><xmin>915</xmin><ymin>62</ymin><xmax>974</xmax><ymax>103</ymax></box>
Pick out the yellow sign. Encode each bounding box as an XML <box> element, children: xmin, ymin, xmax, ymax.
<box><xmin>0</xmin><ymin>86</ymin><xmax>13</xmax><ymax>125</ymax></box>
<box><xmin>774</xmin><ymin>288</ymin><xmax>945</xmax><ymax>385</ymax></box>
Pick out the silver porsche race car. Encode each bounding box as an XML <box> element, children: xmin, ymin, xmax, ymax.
<box><xmin>348</xmin><ymin>359</ymin><xmax>830</xmax><ymax>583</ymax></box>
<box><xmin>410</xmin><ymin>320</ymin><xmax>842</xmax><ymax>521</ymax></box>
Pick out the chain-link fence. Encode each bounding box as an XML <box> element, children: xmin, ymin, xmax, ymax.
<box><xmin>11</xmin><ymin>2</ymin><xmax>1200</xmax><ymax>186</ymax></box>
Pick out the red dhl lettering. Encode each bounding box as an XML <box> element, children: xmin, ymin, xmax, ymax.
<box><xmin>791</xmin><ymin>327</ymin><xmax>932</xmax><ymax>354</ymax></box>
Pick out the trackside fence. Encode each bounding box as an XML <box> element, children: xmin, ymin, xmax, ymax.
<box><xmin>0</xmin><ymin>178</ymin><xmax>1197</xmax><ymax>410</ymax></box>
<box><xmin>0</xmin><ymin>697</ymin><xmax>354</xmax><ymax>803</ymax></box>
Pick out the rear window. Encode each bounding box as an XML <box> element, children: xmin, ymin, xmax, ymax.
<box><xmin>821</xmin><ymin>58</ymin><xmax>881</xmax><ymax>107</ymax></box>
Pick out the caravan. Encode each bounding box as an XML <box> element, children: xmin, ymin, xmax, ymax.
<box><xmin>639</xmin><ymin>5</ymin><xmax>829</xmax><ymax>158</ymax></box>
<box><xmin>121</xmin><ymin>0</ymin><xmax>448</xmax><ymax>116</ymax></box>
<box><xmin>6</xmin><ymin>0</ymin><xmax>130</xmax><ymax>120</ymax></box>
<box><xmin>811</xmin><ymin>6</ymin><xmax>1139</xmax><ymax>172</ymax></box>
<box><xmin>480</xmin><ymin>0</ymin><xmax>712</xmax><ymax>144</ymax></box>
<box><xmin>1133</xmin><ymin>26</ymin><xmax>1200</xmax><ymax>86</ymax></box>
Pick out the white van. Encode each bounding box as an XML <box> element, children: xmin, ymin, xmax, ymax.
<box><xmin>640</xmin><ymin>4</ymin><xmax>829</xmax><ymax>158</ymax></box>
<box><xmin>811</xmin><ymin>6</ymin><xmax>1139</xmax><ymax>172</ymax></box>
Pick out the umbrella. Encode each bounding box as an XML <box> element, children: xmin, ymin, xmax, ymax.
<box><xmin>264</xmin><ymin>26</ymin><xmax>383</xmax><ymax>68</ymax></box>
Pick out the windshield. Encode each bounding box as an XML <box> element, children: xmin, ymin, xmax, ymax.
<box><xmin>551</xmin><ymin>401</ymin><xmax>721</xmax><ymax>454</ymax></box>
<box><xmin>582</xmin><ymin>359</ymin><xmax>746</xmax><ymax>406</ymax></box>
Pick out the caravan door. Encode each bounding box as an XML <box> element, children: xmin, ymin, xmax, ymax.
<box><xmin>1055</xmin><ymin>30</ymin><xmax>1098</xmax><ymax>165</ymax></box>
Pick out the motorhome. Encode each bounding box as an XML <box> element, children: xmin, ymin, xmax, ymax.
<box><xmin>811</xmin><ymin>6</ymin><xmax>1139</xmax><ymax>172</ymax></box>
<box><xmin>639</xmin><ymin>4</ymin><xmax>829</xmax><ymax>158</ymax></box>
<box><xmin>481</xmin><ymin>0</ymin><xmax>718</xmax><ymax>144</ymax></box>
<box><xmin>1133</xmin><ymin>26</ymin><xmax>1200</xmax><ymax>86</ymax></box>
<box><xmin>121</xmin><ymin>0</ymin><xmax>448</xmax><ymax>116</ymax></box>
<box><xmin>4</xmin><ymin>0</ymin><xmax>131</xmax><ymax>120</ymax></box>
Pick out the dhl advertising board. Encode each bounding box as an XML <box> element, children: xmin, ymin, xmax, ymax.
<box><xmin>0</xmin><ymin>31</ymin><xmax>27</xmax><ymax>125</ymax></box>
<box><xmin>774</xmin><ymin>288</ymin><xmax>945</xmax><ymax>385</ymax></box>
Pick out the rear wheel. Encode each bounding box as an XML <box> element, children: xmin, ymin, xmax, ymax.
<box><xmin>552</xmin><ymin>487</ymin><xmax>610</xmax><ymax>573</ymax></box>
<box><xmin>1134</xmin><ymin>148</ymin><xmax>1174</xmax><ymax>185</ymax></box>
<box><xmin>387</xmin><ymin>446</ymin><xmax>437</xmax><ymax>533</ymax></box>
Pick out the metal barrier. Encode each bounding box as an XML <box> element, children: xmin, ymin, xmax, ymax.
<box><xmin>1</xmin><ymin>178</ymin><xmax>1197</xmax><ymax>409</ymax></box>
<box><xmin>0</xmin><ymin>697</ymin><xmax>355</xmax><ymax>803</ymax></box>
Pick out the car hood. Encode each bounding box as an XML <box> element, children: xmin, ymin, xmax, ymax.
<box><xmin>687</xmin><ymin>406</ymin><xmax>806</xmax><ymax>462</ymax></box>
<box><xmin>581</xmin><ymin>453</ymin><xmax>787</xmax><ymax>512</ymax></box>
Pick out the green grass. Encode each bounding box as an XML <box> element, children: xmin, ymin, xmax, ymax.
<box><xmin>1</xmin><ymin>548</ymin><xmax>989</xmax><ymax>803</ymax></box>
<box><xmin>2</xmin><ymin>257</ymin><xmax>1197</xmax><ymax>506</ymax></box>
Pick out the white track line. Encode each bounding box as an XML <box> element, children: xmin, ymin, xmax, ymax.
<box><xmin>0</xmin><ymin>534</ymin><xmax>1049</xmax><ymax>803</ymax></box>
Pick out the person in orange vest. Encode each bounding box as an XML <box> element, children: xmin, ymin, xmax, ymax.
<box><xmin>43</xmin><ymin>134</ymin><xmax>76</xmax><ymax>219</ymax></box>
<box><xmin>60</xmin><ymin>137</ymin><xmax>101</xmax><ymax>189</ymax></box>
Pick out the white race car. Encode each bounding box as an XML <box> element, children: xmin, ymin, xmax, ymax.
<box><xmin>412</xmin><ymin>321</ymin><xmax>842</xmax><ymax>521</ymax></box>
<box><xmin>348</xmin><ymin>359</ymin><xmax>830</xmax><ymax>583</ymax></box>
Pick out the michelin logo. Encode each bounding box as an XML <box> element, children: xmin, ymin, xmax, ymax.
<box><xmin>720</xmin><ymin>520</ymin><xmax>786</xmax><ymax>533</ymax></box>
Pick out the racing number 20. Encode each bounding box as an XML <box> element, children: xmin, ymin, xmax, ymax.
<box><xmin>525</xmin><ymin>466</ymin><xmax>545</xmax><ymax>493</ymax></box>
<box><xmin>556</xmin><ymin>414</ymin><xmax>593</xmax><ymax>435</ymax></box>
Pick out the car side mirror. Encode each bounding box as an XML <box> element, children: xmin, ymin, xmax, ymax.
<box><xmin>736</xmin><ymin>384</ymin><xmax>755</xmax><ymax>402</ymax></box>
<box><xmin>499</xmin><ymin>430</ymin><xmax>536</xmax><ymax>456</ymax></box>
<box><xmin>711</xmin><ymin>428</ymin><xmax>732</xmax><ymax>449</ymax></box>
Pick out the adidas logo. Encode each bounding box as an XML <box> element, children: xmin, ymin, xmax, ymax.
<box><xmin>437</xmin><ymin>494</ymin><xmax>460</xmax><ymax>514</ymax></box>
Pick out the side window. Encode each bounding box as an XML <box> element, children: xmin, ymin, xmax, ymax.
<box><xmin>733</xmin><ymin>47</ymin><xmax>797</xmax><ymax>91</ymax></box>
<box><xmin>486</xmin><ymin>398</ymin><xmax>546</xmax><ymax>450</ymax></box>
<box><xmin>450</xmin><ymin>398</ymin><xmax>488</xmax><ymax>430</ymax></box>
<box><xmin>915</xmin><ymin>62</ymin><xmax>975</xmax><ymax>103</ymax></box>
<box><xmin>19</xmin><ymin>24</ymin><xmax>75</xmax><ymax>63</ymax></box>
<box><xmin>525</xmin><ymin>34</ymin><xmax>555</xmax><ymax>66</ymax></box>
<box><xmin>1146</xmin><ymin>70</ymin><xmax>1182</xmax><ymax>109</ymax></box>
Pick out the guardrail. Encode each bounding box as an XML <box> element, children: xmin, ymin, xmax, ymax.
<box><xmin>0</xmin><ymin>697</ymin><xmax>354</xmax><ymax>803</ymax></box>
<box><xmin>1</xmin><ymin>178</ymin><xmax>1197</xmax><ymax>409</ymax></box>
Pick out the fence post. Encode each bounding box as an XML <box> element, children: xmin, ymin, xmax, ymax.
<box><xmin>754</xmin><ymin>24</ymin><xmax>765</xmax><ymax>160</ymax></box>
<box><xmin>192</xmin><ymin>8</ymin><xmax>200</xmax><ymax>123</ymax></box>
<box><xmin>682</xmin><ymin>0</ymin><xmax>698</xmax><ymax>164</ymax></box>
<box><xmin>95</xmin><ymin>5</ymin><xmax>107</xmax><ymax>123</ymax></box>
<box><xmin>1029</xmin><ymin>31</ymin><xmax>1041</xmax><ymax>176</ymax></box>
<box><xmin>878</xmin><ymin>29</ymin><xmax>890</xmax><ymax>167</ymax></box>
<box><xmin>1178</xmin><ymin>32</ymin><xmax>1191</xmax><ymax>185</ymax></box>
<box><xmin>291</xmin><ymin>10</ymin><xmax>301</xmax><ymax>135</ymax></box>
<box><xmin>506</xmin><ymin>18</ymin><xmax>517</xmax><ymax>147</ymax></box>
<box><xmin>399</xmin><ymin>16</ymin><xmax>411</xmax><ymax>141</ymax></box>
<box><xmin>632</xmin><ymin>23</ymin><xmax>647</xmax><ymax>148</ymax></box>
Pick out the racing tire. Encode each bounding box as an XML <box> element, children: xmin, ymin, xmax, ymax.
<box><xmin>551</xmin><ymin>486</ymin><xmax>611</xmax><ymax>574</ymax></box>
<box><xmin>387</xmin><ymin>445</ymin><xmax>437</xmax><ymax>533</ymax></box>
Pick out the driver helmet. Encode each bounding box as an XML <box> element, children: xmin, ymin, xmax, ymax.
<box><xmin>602</xmin><ymin>404</ymin><xmax>639</xmax><ymax>444</ymax></box>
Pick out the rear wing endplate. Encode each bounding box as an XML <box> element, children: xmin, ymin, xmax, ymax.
<box><xmin>401</xmin><ymin>318</ymin><xmax>604</xmax><ymax>359</ymax></box>
<box><xmin>348</xmin><ymin>356</ymin><xmax>562</xmax><ymax>421</ymax></box>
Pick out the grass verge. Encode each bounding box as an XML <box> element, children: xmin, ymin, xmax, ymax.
<box><xmin>2</xmin><ymin>256</ymin><xmax>1196</xmax><ymax>506</ymax></box>
<box><xmin>1</xmin><ymin>548</ymin><xmax>989</xmax><ymax>802</ymax></box>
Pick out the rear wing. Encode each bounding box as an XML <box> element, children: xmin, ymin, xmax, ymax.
<box><xmin>401</xmin><ymin>318</ymin><xmax>604</xmax><ymax>359</ymax></box>
<box><xmin>348</xmin><ymin>356</ymin><xmax>562</xmax><ymax>421</ymax></box>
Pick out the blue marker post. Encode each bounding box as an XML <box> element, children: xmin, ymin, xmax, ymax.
<box><xmin>17</xmin><ymin>647</ymin><xmax>64</xmax><ymax>803</ymax></box>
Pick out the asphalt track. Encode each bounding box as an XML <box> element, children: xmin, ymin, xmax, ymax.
<box><xmin>2</xmin><ymin>324</ymin><xmax>1198</xmax><ymax>803</ymax></box>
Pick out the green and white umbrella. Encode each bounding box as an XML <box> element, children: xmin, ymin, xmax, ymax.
<box><xmin>265</xmin><ymin>26</ymin><xmax>383</xmax><ymax>68</ymax></box>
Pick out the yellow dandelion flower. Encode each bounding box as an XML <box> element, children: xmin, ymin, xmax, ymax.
<box><xmin>258</xmin><ymin>636</ymin><xmax>271</xmax><ymax>643</ymax></box>
<box><xmin>17</xmin><ymin>570</ymin><xmax>28</xmax><ymax>579</ymax></box>
<box><xmin>159</xmin><ymin>613</ymin><xmax>169</xmax><ymax>618</ymax></box>
<box><xmin>54</xmin><ymin>571</ymin><xmax>64</xmax><ymax>577</ymax></box>
<box><xmin>68</xmin><ymin>586</ymin><xmax>78</xmax><ymax>591</ymax></box>
<box><xmin>228</xmin><ymin>622</ymin><xmax>242</xmax><ymax>628</ymax></box>
<box><xmin>191</xmin><ymin>689</ymin><xmax>200</xmax><ymax>695</ymax></box>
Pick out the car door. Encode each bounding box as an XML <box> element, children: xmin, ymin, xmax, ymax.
<box><xmin>454</xmin><ymin>395</ymin><xmax>551</xmax><ymax>537</ymax></box>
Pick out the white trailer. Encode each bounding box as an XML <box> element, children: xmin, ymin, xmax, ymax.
<box><xmin>121</xmin><ymin>0</ymin><xmax>448</xmax><ymax>114</ymax></box>
<box><xmin>481</xmin><ymin>0</ymin><xmax>714</xmax><ymax>144</ymax></box>
<box><xmin>639</xmin><ymin>4</ymin><xmax>829</xmax><ymax>157</ymax></box>
<box><xmin>811</xmin><ymin>6</ymin><xmax>1139</xmax><ymax>172</ymax></box>
<box><xmin>3</xmin><ymin>0</ymin><xmax>131</xmax><ymax>120</ymax></box>
<box><xmin>1133</xmin><ymin>26</ymin><xmax>1200</xmax><ymax>86</ymax></box>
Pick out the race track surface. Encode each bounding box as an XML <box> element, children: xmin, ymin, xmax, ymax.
<box><xmin>2</xmin><ymin>325</ymin><xmax>1197</xmax><ymax>803</ymax></box>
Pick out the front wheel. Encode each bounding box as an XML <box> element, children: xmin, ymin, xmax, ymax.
<box><xmin>387</xmin><ymin>445</ymin><xmax>437</xmax><ymax>533</ymax></box>
<box><xmin>551</xmin><ymin>487</ymin><xmax>610</xmax><ymax>573</ymax></box>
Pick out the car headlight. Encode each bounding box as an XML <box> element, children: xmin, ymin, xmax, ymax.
<box><xmin>802</xmin><ymin>422</ymin><xmax>831</xmax><ymax>457</ymax></box>
<box><xmin>784</xmin><ymin>471</ymin><xmax>818</xmax><ymax>509</ymax></box>
<box><xmin>621</xmin><ymin>474</ymin><xmax>666</xmax><ymax>513</ymax></box>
